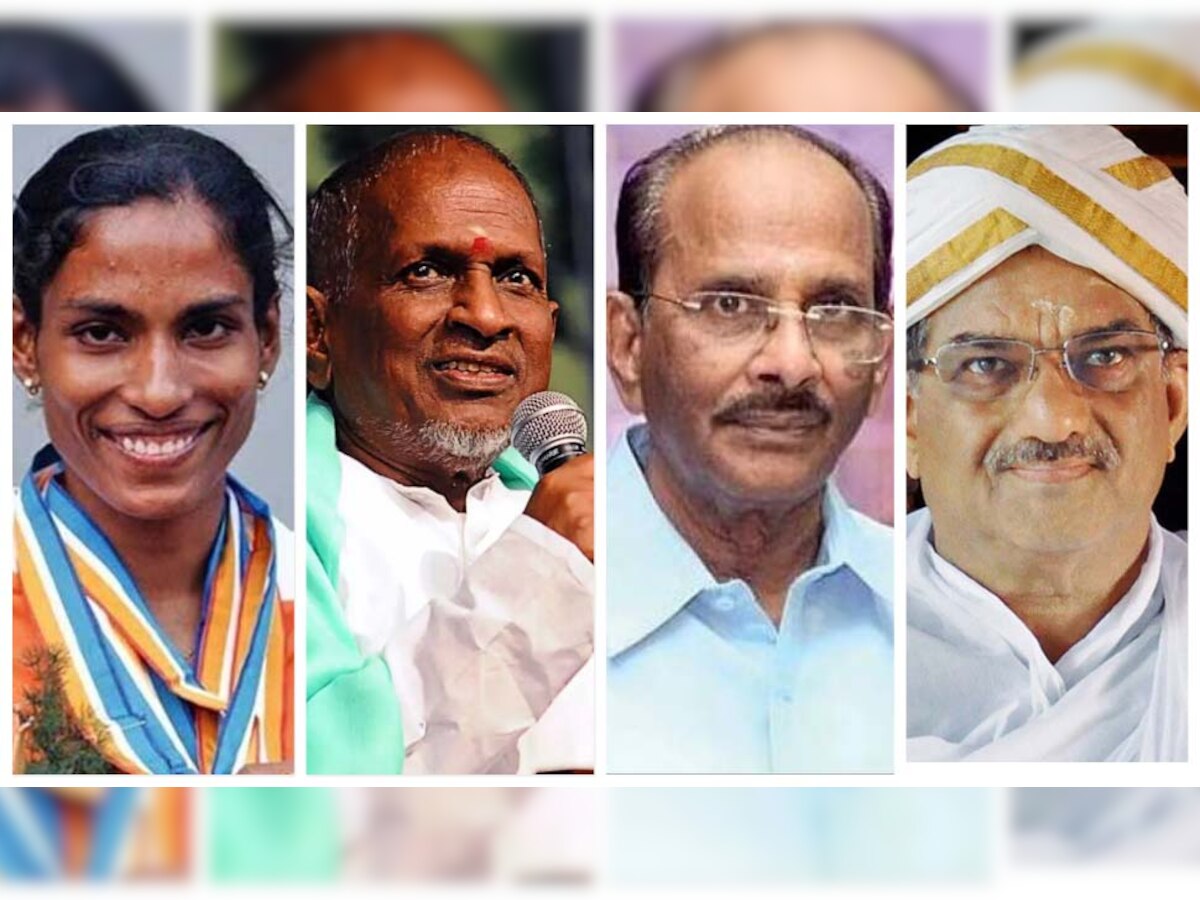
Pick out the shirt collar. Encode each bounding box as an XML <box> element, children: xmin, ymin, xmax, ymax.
<box><xmin>819</xmin><ymin>478</ymin><xmax>893</xmax><ymax>603</ymax></box>
<box><xmin>607</xmin><ymin>426</ymin><xmax>717</xmax><ymax>658</ymax></box>
<box><xmin>607</xmin><ymin>424</ymin><xmax>892</xmax><ymax>657</ymax></box>
<box><xmin>338</xmin><ymin>449</ymin><xmax>514</xmax><ymax>518</ymax></box>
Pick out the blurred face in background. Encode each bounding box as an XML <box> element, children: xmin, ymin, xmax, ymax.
<box><xmin>247</xmin><ymin>32</ymin><xmax>508</xmax><ymax>112</ymax></box>
<box><xmin>658</xmin><ymin>25</ymin><xmax>964</xmax><ymax>112</ymax></box>
<box><xmin>0</xmin><ymin>26</ymin><xmax>152</xmax><ymax>112</ymax></box>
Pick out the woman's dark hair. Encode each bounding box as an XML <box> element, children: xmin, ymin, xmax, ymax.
<box><xmin>14</xmin><ymin>125</ymin><xmax>292</xmax><ymax>329</ymax></box>
<box><xmin>0</xmin><ymin>26</ymin><xmax>152</xmax><ymax>112</ymax></box>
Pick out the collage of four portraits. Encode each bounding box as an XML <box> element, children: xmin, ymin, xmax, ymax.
<box><xmin>4</xmin><ymin>118</ymin><xmax>1188</xmax><ymax>780</ymax></box>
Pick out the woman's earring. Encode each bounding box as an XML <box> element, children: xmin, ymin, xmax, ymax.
<box><xmin>257</xmin><ymin>371</ymin><xmax>270</xmax><ymax>392</ymax></box>
<box><xmin>22</xmin><ymin>377</ymin><xmax>40</xmax><ymax>397</ymax></box>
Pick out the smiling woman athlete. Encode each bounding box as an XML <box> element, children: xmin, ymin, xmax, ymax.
<box><xmin>11</xmin><ymin>125</ymin><xmax>294</xmax><ymax>775</ymax></box>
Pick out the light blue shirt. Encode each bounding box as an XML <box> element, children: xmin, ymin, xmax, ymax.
<box><xmin>609</xmin><ymin>788</ymin><xmax>991</xmax><ymax>884</ymax></box>
<box><xmin>607</xmin><ymin>425</ymin><xmax>894</xmax><ymax>773</ymax></box>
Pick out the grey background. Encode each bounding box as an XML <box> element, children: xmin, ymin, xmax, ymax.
<box><xmin>12</xmin><ymin>123</ymin><xmax>295</xmax><ymax>525</ymax></box>
<box><xmin>1</xmin><ymin>18</ymin><xmax>193</xmax><ymax>110</ymax></box>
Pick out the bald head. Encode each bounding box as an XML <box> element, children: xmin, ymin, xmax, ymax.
<box><xmin>243</xmin><ymin>32</ymin><xmax>508</xmax><ymax>112</ymax></box>
<box><xmin>308</xmin><ymin>129</ymin><xmax>542</xmax><ymax>305</ymax></box>
<box><xmin>640</xmin><ymin>24</ymin><xmax>970</xmax><ymax>112</ymax></box>
<box><xmin>617</xmin><ymin>124</ymin><xmax>892</xmax><ymax>312</ymax></box>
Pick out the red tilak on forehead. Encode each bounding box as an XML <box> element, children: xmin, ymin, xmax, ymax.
<box><xmin>470</xmin><ymin>235</ymin><xmax>492</xmax><ymax>257</ymax></box>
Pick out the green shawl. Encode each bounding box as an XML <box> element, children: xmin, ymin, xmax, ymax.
<box><xmin>304</xmin><ymin>394</ymin><xmax>536</xmax><ymax>773</ymax></box>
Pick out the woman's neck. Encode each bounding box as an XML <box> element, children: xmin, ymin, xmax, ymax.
<box><xmin>61</xmin><ymin>471</ymin><xmax>226</xmax><ymax>655</ymax></box>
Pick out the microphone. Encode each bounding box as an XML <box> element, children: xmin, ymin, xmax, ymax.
<box><xmin>510</xmin><ymin>391</ymin><xmax>588</xmax><ymax>475</ymax></box>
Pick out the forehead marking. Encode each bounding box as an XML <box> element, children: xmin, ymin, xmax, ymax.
<box><xmin>1030</xmin><ymin>298</ymin><xmax>1076</xmax><ymax>335</ymax></box>
<box><xmin>470</xmin><ymin>235</ymin><xmax>492</xmax><ymax>257</ymax></box>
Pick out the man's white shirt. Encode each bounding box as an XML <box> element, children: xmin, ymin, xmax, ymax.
<box><xmin>334</xmin><ymin>450</ymin><xmax>594</xmax><ymax>774</ymax></box>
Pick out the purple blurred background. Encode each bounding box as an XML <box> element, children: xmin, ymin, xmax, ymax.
<box><xmin>606</xmin><ymin>124</ymin><xmax>895</xmax><ymax>524</ymax></box>
<box><xmin>613</xmin><ymin>18</ymin><xmax>991</xmax><ymax>111</ymax></box>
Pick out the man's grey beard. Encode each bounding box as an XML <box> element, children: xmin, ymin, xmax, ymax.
<box><xmin>419</xmin><ymin>420</ymin><xmax>511</xmax><ymax>467</ymax></box>
<box><xmin>359</xmin><ymin>415</ymin><xmax>510</xmax><ymax>470</ymax></box>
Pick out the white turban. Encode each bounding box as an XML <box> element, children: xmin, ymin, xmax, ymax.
<box><xmin>907</xmin><ymin>124</ymin><xmax>1188</xmax><ymax>346</ymax></box>
<box><xmin>1012</xmin><ymin>23</ymin><xmax>1200</xmax><ymax>112</ymax></box>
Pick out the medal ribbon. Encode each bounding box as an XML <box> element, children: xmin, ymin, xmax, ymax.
<box><xmin>14</xmin><ymin>449</ymin><xmax>283</xmax><ymax>774</ymax></box>
<box><xmin>0</xmin><ymin>788</ymin><xmax>141</xmax><ymax>879</ymax></box>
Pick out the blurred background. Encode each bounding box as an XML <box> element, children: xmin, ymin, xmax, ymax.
<box><xmin>0</xmin><ymin>788</ymin><xmax>191</xmax><ymax>880</ymax></box>
<box><xmin>614</xmin><ymin>17</ymin><xmax>989</xmax><ymax>112</ymax></box>
<box><xmin>7</xmin><ymin>787</ymin><xmax>1200</xmax><ymax>887</ymax></box>
<box><xmin>607</xmin><ymin>124</ymin><xmax>895</xmax><ymax>524</ymax></box>
<box><xmin>5</xmin><ymin>5</ymin><xmax>1200</xmax><ymax>898</ymax></box>
<box><xmin>1012</xmin><ymin>18</ymin><xmax>1200</xmax><ymax>110</ymax></box>
<box><xmin>905</xmin><ymin>124</ymin><xmax>1187</xmax><ymax>530</ymax></box>
<box><xmin>7</xmin><ymin>14</ymin><xmax>1200</xmax><ymax>111</ymax></box>
<box><xmin>206</xmin><ymin>787</ymin><xmax>596</xmax><ymax>883</ymax></box>
<box><xmin>609</xmin><ymin>787</ymin><xmax>991</xmax><ymax>885</ymax></box>
<box><xmin>1013</xmin><ymin>788</ymin><xmax>1200</xmax><ymax>865</ymax></box>
<box><xmin>0</xmin><ymin>19</ymin><xmax>190</xmax><ymax>111</ymax></box>
<box><xmin>307</xmin><ymin>125</ymin><xmax>595</xmax><ymax>438</ymax></box>
<box><xmin>217</xmin><ymin>22</ymin><xmax>586</xmax><ymax>111</ymax></box>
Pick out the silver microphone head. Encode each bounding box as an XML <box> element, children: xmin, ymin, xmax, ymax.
<box><xmin>510</xmin><ymin>391</ymin><xmax>588</xmax><ymax>472</ymax></box>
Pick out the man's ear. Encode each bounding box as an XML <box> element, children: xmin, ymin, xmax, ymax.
<box><xmin>258</xmin><ymin>292</ymin><xmax>283</xmax><ymax>379</ymax></box>
<box><xmin>1164</xmin><ymin>349</ymin><xmax>1188</xmax><ymax>462</ymax></box>
<box><xmin>13</xmin><ymin>294</ymin><xmax>39</xmax><ymax>389</ymax></box>
<box><xmin>905</xmin><ymin>378</ymin><xmax>921</xmax><ymax>482</ymax></box>
<box><xmin>607</xmin><ymin>290</ymin><xmax>646</xmax><ymax>415</ymax></box>
<box><xmin>307</xmin><ymin>285</ymin><xmax>333</xmax><ymax>391</ymax></box>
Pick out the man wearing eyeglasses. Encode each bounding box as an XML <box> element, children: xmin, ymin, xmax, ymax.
<box><xmin>906</xmin><ymin>124</ymin><xmax>1188</xmax><ymax>761</ymax></box>
<box><xmin>606</xmin><ymin>125</ymin><xmax>896</xmax><ymax>773</ymax></box>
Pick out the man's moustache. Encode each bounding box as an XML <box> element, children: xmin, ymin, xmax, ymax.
<box><xmin>984</xmin><ymin>434</ymin><xmax>1121</xmax><ymax>475</ymax></box>
<box><xmin>714</xmin><ymin>387</ymin><xmax>832</xmax><ymax>425</ymax></box>
<box><xmin>433</xmin><ymin>337</ymin><xmax>519</xmax><ymax>368</ymax></box>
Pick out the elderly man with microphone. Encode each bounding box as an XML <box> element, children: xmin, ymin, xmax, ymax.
<box><xmin>304</xmin><ymin>128</ymin><xmax>594</xmax><ymax>775</ymax></box>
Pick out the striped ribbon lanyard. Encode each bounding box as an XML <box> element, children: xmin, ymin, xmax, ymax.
<box><xmin>14</xmin><ymin>449</ymin><xmax>281</xmax><ymax>774</ymax></box>
<box><xmin>0</xmin><ymin>788</ymin><xmax>141</xmax><ymax>879</ymax></box>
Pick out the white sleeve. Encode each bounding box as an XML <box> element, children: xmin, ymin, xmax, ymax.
<box><xmin>516</xmin><ymin>659</ymin><xmax>595</xmax><ymax>773</ymax></box>
<box><xmin>397</xmin><ymin>515</ymin><xmax>594</xmax><ymax>774</ymax></box>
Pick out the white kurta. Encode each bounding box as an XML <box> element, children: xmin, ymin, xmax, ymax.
<box><xmin>334</xmin><ymin>451</ymin><xmax>594</xmax><ymax>774</ymax></box>
<box><xmin>907</xmin><ymin>508</ymin><xmax>1187</xmax><ymax>762</ymax></box>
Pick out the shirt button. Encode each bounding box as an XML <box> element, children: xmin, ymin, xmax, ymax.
<box><xmin>713</xmin><ymin>595</ymin><xmax>736</xmax><ymax>612</ymax></box>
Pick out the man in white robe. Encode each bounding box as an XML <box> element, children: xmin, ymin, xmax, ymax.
<box><xmin>905</xmin><ymin>124</ymin><xmax>1187</xmax><ymax>761</ymax></box>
